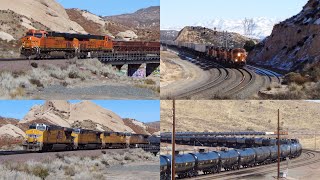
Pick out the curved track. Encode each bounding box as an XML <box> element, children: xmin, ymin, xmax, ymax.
<box><xmin>192</xmin><ymin>150</ymin><xmax>319</xmax><ymax>180</ymax></box>
<box><xmin>162</xmin><ymin>49</ymin><xmax>281</xmax><ymax>99</ymax></box>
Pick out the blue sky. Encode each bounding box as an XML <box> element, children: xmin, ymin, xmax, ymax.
<box><xmin>0</xmin><ymin>100</ymin><xmax>159</xmax><ymax>123</ymax></box>
<box><xmin>58</xmin><ymin>0</ymin><xmax>160</xmax><ymax>16</ymax></box>
<box><xmin>161</xmin><ymin>0</ymin><xmax>308</xmax><ymax>27</ymax></box>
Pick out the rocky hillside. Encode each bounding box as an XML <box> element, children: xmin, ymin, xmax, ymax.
<box><xmin>20</xmin><ymin>100</ymin><xmax>133</xmax><ymax>132</ymax></box>
<box><xmin>248</xmin><ymin>0</ymin><xmax>320</xmax><ymax>71</ymax></box>
<box><xmin>104</xmin><ymin>6</ymin><xmax>160</xmax><ymax>41</ymax></box>
<box><xmin>160</xmin><ymin>100</ymin><xmax>320</xmax><ymax>133</ymax></box>
<box><xmin>175</xmin><ymin>26</ymin><xmax>257</xmax><ymax>48</ymax></box>
<box><xmin>123</xmin><ymin>118</ymin><xmax>159</xmax><ymax>135</ymax></box>
<box><xmin>0</xmin><ymin>116</ymin><xmax>19</xmax><ymax>127</ymax></box>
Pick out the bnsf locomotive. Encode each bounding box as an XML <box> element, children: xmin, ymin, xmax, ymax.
<box><xmin>162</xmin><ymin>40</ymin><xmax>247</xmax><ymax>67</ymax></box>
<box><xmin>22</xmin><ymin>123</ymin><xmax>157</xmax><ymax>152</ymax></box>
<box><xmin>160</xmin><ymin>135</ymin><xmax>302</xmax><ymax>179</ymax></box>
<box><xmin>21</xmin><ymin>29</ymin><xmax>160</xmax><ymax>59</ymax></box>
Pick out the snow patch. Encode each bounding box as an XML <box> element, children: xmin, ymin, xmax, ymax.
<box><xmin>315</xmin><ymin>18</ymin><xmax>320</xmax><ymax>25</ymax></box>
<box><xmin>0</xmin><ymin>31</ymin><xmax>15</xmax><ymax>41</ymax></box>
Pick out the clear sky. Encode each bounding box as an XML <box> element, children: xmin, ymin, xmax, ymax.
<box><xmin>161</xmin><ymin>0</ymin><xmax>308</xmax><ymax>27</ymax></box>
<box><xmin>58</xmin><ymin>0</ymin><xmax>160</xmax><ymax>16</ymax></box>
<box><xmin>0</xmin><ymin>100</ymin><xmax>160</xmax><ymax>123</ymax></box>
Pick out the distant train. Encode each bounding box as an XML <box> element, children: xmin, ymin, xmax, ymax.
<box><xmin>162</xmin><ymin>40</ymin><xmax>247</xmax><ymax>67</ymax></box>
<box><xmin>22</xmin><ymin>123</ymin><xmax>159</xmax><ymax>152</ymax></box>
<box><xmin>160</xmin><ymin>140</ymin><xmax>302</xmax><ymax>179</ymax></box>
<box><xmin>20</xmin><ymin>29</ymin><xmax>160</xmax><ymax>59</ymax></box>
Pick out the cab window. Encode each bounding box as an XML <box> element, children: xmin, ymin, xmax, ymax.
<box><xmin>29</xmin><ymin>124</ymin><xmax>36</xmax><ymax>129</ymax></box>
<box><xmin>37</xmin><ymin>125</ymin><xmax>46</xmax><ymax>131</ymax></box>
<box><xmin>34</xmin><ymin>33</ymin><xmax>43</xmax><ymax>38</ymax></box>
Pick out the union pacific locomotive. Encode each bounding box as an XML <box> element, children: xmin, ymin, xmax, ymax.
<box><xmin>162</xmin><ymin>40</ymin><xmax>247</xmax><ymax>67</ymax></box>
<box><xmin>22</xmin><ymin>123</ymin><xmax>157</xmax><ymax>152</ymax></box>
<box><xmin>160</xmin><ymin>136</ymin><xmax>302</xmax><ymax>179</ymax></box>
<box><xmin>21</xmin><ymin>29</ymin><xmax>160</xmax><ymax>59</ymax></box>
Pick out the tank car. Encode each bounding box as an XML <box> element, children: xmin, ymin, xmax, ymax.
<box><xmin>253</xmin><ymin>147</ymin><xmax>271</xmax><ymax>165</ymax></box>
<box><xmin>160</xmin><ymin>155</ymin><xmax>171</xmax><ymax>180</ymax></box>
<box><xmin>236</xmin><ymin>137</ymin><xmax>246</xmax><ymax>148</ymax></box>
<box><xmin>236</xmin><ymin>148</ymin><xmax>256</xmax><ymax>168</ymax></box>
<box><xmin>254</xmin><ymin>138</ymin><xmax>264</xmax><ymax>147</ymax></box>
<box><xmin>190</xmin><ymin>150</ymin><xmax>221</xmax><ymax>174</ymax></box>
<box><xmin>169</xmin><ymin>153</ymin><xmax>197</xmax><ymax>178</ymax></box>
<box><xmin>266</xmin><ymin>146</ymin><xmax>278</xmax><ymax>162</ymax></box>
<box><xmin>219</xmin><ymin>149</ymin><xmax>239</xmax><ymax>171</ymax></box>
<box><xmin>280</xmin><ymin>144</ymin><xmax>291</xmax><ymax>160</ymax></box>
<box><xmin>226</xmin><ymin>137</ymin><xmax>237</xmax><ymax>148</ymax></box>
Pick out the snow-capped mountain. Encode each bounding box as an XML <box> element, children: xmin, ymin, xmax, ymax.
<box><xmin>161</xmin><ymin>17</ymin><xmax>281</xmax><ymax>40</ymax></box>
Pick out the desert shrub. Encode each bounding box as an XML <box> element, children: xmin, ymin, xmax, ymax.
<box><xmin>144</xmin><ymin>79</ymin><xmax>156</xmax><ymax>85</ymax></box>
<box><xmin>283</xmin><ymin>72</ymin><xmax>309</xmax><ymax>85</ymax></box>
<box><xmin>30</xmin><ymin>62</ymin><xmax>38</xmax><ymax>68</ymax></box>
<box><xmin>29</xmin><ymin>79</ymin><xmax>44</xmax><ymax>88</ymax></box>
<box><xmin>243</xmin><ymin>40</ymin><xmax>256</xmax><ymax>52</ymax></box>
<box><xmin>63</xmin><ymin>166</ymin><xmax>75</xmax><ymax>176</ymax></box>
<box><xmin>31</xmin><ymin>166</ymin><xmax>49</xmax><ymax>180</ymax></box>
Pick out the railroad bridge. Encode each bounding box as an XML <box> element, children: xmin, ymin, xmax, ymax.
<box><xmin>97</xmin><ymin>51</ymin><xmax>160</xmax><ymax>77</ymax></box>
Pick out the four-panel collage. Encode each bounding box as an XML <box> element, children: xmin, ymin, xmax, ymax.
<box><xmin>0</xmin><ymin>0</ymin><xmax>319</xmax><ymax>179</ymax></box>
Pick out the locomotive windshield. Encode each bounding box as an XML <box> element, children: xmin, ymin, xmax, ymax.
<box><xmin>26</xmin><ymin>32</ymin><xmax>33</xmax><ymax>36</ymax></box>
<box><xmin>36</xmin><ymin>125</ymin><xmax>47</xmax><ymax>131</ymax></box>
<box><xmin>34</xmin><ymin>33</ymin><xmax>43</xmax><ymax>38</ymax></box>
<box><xmin>73</xmin><ymin>129</ymin><xmax>81</xmax><ymax>134</ymax></box>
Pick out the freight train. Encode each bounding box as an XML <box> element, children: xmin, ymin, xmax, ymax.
<box><xmin>160</xmin><ymin>140</ymin><xmax>302</xmax><ymax>179</ymax></box>
<box><xmin>22</xmin><ymin>123</ymin><xmax>159</xmax><ymax>152</ymax></box>
<box><xmin>162</xmin><ymin>40</ymin><xmax>247</xmax><ymax>67</ymax></box>
<box><xmin>20</xmin><ymin>29</ymin><xmax>160</xmax><ymax>59</ymax></box>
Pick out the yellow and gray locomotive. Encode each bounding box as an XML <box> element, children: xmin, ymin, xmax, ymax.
<box><xmin>23</xmin><ymin>123</ymin><xmax>155</xmax><ymax>152</ymax></box>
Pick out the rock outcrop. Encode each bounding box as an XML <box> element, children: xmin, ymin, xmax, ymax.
<box><xmin>21</xmin><ymin>100</ymin><xmax>134</xmax><ymax>132</ymax></box>
<box><xmin>248</xmin><ymin>0</ymin><xmax>320</xmax><ymax>71</ymax></box>
<box><xmin>175</xmin><ymin>26</ymin><xmax>257</xmax><ymax>48</ymax></box>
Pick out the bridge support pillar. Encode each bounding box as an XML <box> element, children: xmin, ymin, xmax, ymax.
<box><xmin>128</xmin><ymin>64</ymin><xmax>145</xmax><ymax>77</ymax></box>
<box><xmin>146</xmin><ymin>63</ymin><xmax>160</xmax><ymax>76</ymax></box>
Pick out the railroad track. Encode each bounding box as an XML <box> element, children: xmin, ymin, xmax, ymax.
<box><xmin>219</xmin><ymin>67</ymin><xmax>254</xmax><ymax>98</ymax></box>
<box><xmin>247</xmin><ymin>65</ymin><xmax>281</xmax><ymax>84</ymax></box>
<box><xmin>191</xmin><ymin>150</ymin><xmax>319</xmax><ymax>180</ymax></box>
<box><xmin>172</xmin><ymin>50</ymin><xmax>254</xmax><ymax>99</ymax></box>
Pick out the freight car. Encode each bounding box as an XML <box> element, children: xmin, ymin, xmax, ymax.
<box><xmin>22</xmin><ymin>123</ymin><xmax>155</xmax><ymax>152</ymax></box>
<box><xmin>160</xmin><ymin>141</ymin><xmax>302</xmax><ymax>179</ymax></box>
<box><xmin>20</xmin><ymin>29</ymin><xmax>160</xmax><ymax>59</ymax></box>
<box><xmin>162</xmin><ymin>40</ymin><xmax>247</xmax><ymax>67</ymax></box>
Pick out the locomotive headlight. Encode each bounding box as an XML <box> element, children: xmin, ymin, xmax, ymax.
<box><xmin>235</xmin><ymin>59</ymin><xmax>238</xmax><ymax>62</ymax></box>
<box><xmin>237</xmin><ymin>53</ymin><xmax>241</xmax><ymax>57</ymax></box>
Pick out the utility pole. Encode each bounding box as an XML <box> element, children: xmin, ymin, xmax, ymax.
<box><xmin>277</xmin><ymin>109</ymin><xmax>280</xmax><ymax>179</ymax></box>
<box><xmin>171</xmin><ymin>99</ymin><xmax>176</xmax><ymax>180</ymax></box>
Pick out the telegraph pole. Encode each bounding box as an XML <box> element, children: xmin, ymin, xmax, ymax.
<box><xmin>171</xmin><ymin>99</ymin><xmax>176</xmax><ymax>180</ymax></box>
<box><xmin>277</xmin><ymin>109</ymin><xmax>280</xmax><ymax>179</ymax></box>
